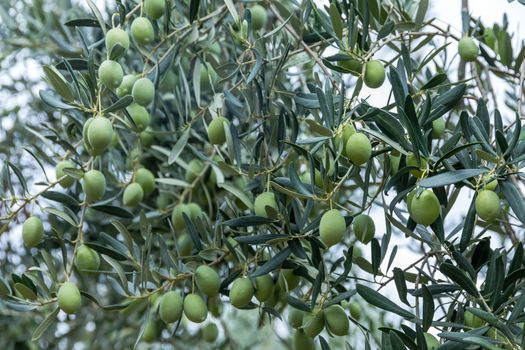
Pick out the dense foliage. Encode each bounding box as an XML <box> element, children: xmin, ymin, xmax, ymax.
<box><xmin>1</xmin><ymin>0</ymin><xmax>525</xmax><ymax>349</ymax></box>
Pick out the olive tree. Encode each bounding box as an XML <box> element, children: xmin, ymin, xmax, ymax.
<box><xmin>1</xmin><ymin>0</ymin><xmax>525</xmax><ymax>349</ymax></box>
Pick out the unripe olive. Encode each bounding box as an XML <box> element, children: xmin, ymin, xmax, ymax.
<box><xmin>200</xmin><ymin>323</ymin><xmax>219</xmax><ymax>343</ymax></box>
<box><xmin>319</xmin><ymin>209</ymin><xmax>346</xmax><ymax>248</ymax></box>
<box><xmin>171</xmin><ymin>203</ymin><xmax>192</xmax><ymax>230</ymax></box>
<box><xmin>183</xmin><ymin>293</ymin><xmax>208</xmax><ymax>323</ymax></box>
<box><xmin>302</xmin><ymin>310</ymin><xmax>325</xmax><ymax>338</ymax></box>
<box><xmin>55</xmin><ymin>160</ymin><xmax>76</xmax><ymax>188</ymax></box>
<box><xmin>159</xmin><ymin>291</ymin><xmax>183</xmax><ymax>323</ymax></box>
<box><xmin>87</xmin><ymin>117</ymin><xmax>113</xmax><ymax>153</ymax></box>
<box><xmin>431</xmin><ymin>117</ymin><xmax>446</xmax><ymax>139</ymax></box>
<box><xmin>324</xmin><ymin>304</ymin><xmax>349</xmax><ymax>336</ymax></box>
<box><xmin>254</xmin><ymin>274</ymin><xmax>274</xmax><ymax>302</ymax></box>
<box><xmin>346</xmin><ymin>132</ymin><xmax>372</xmax><ymax>165</ymax></box>
<box><xmin>353</xmin><ymin>214</ymin><xmax>375</xmax><ymax>244</ymax></box>
<box><xmin>98</xmin><ymin>60</ymin><xmax>123</xmax><ymax>89</ymax></box>
<box><xmin>475</xmin><ymin>190</ymin><xmax>500</xmax><ymax>222</ymax></box>
<box><xmin>364</xmin><ymin>60</ymin><xmax>385</xmax><ymax>88</ymax></box>
<box><xmin>22</xmin><ymin>216</ymin><xmax>44</xmax><ymax>248</ymax></box>
<box><xmin>200</xmin><ymin>66</ymin><xmax>218</xmax><ymax>90</ymax></box>
<box><xmin>185</xmin><ymin>159</ymin><xmax>204</xmax><ymax>183</ymax></box>
<box><xmin>229</xmin><ymin>277</ymin><xmax>254</xmax><ymax>308</ymax></box>
<box><xmin>131</xmin><ymin>17</ymin><xmax>154</xmax><ymax>46</ymax></box>
<box><xmin>208</xmin><ymin>117</ymin><xmax>229</xmax><ymax>145</ymax></box>
<box><xmin>278</xmin><ymin>269</ymin><xmax>300</xmax><ymax>291</ymax></box>
<box><xmin>132</xmin><ymin>77</ymin><xmax>155</xmax><ymax>106</ymax></box>
<box><xmin>423</xmin><ymin>333</ymin><xmax>440</xmax><ymax>350</ymax></box>
<box><xmin>144</xmin><ymin>0</ymin><xmax>165</xmax><ymax>19</ymax></box>
<box><xmin>195</xmin><ymin>265</ymin><xmax>220</xmax><ymax>297</ymax></box>
<box><xmin>82</xmin><ymin>170</ymin><xmax>106</xmax><ymax>202</ymax></box>
<box><xmin>484</xmin><ymin>179</ymin><xmax>498</xmax><ymax>191</ymax></box>
<box><xmin>75</xmin><ymin>244</ymin><xmax>100</xmax><ymax>271</ymax></box>
<box><xmin>123</xmin><ymin>182</ymin><xmax>144</xmax><ymax>207</ymax></box>
<box><xmin>288</xmin><ymin>308</ymin><xmax>304</xmax><ymax>329</ymax></box>
<box><xmin>111</xmin><ymin>131</ymin><xmax>119</xmax><ymax>148</ymax></box>
<box><xmin>177</xmin><ymin>233</ymin><xmax>193</xmax><ymax>256</ymax></box>
<box><xmin>250</xmin><ymin>5</ymin><xmax>268</xmax><ymax>30</ymax></box>
<box><xmin>135</xmin><ymin>168</ymin><xmax>156</xmax><ymax>195</ymax></box>
<box><xmin>57</xmin><ymin>281</ymin><xmax>81</xmax><ymax>314</ymax></box>
<box><xmin>187</xmin><ymin>202</ymin><xmax>202</xmax><ymax>219</ymax></box>
<box><xmin>105</xmin><ymin>27</ymin><xmax>129</xmax><ymax>58</ymax></box>
<box><xmin>464</xmin><ymin>310</ymin><xmax>484</xmax><ymax>328</ymax></box>
<box><xmin>139</xmin><ymin>127</ymin><xmax>155</xmax><ymax>146</ymax></box>
<box><xmin>390</xmin><ymin>153</ymin><xmax>401</xmax><ymax>175</ymax></box>
<box><xmin>293</xmin><ymin>330</ymin><xmax>314</xmax><ymax>350</ymax></box>
<box><xmin>254</xmin><ymin>192</ymin><xmax>278</xmax><ymax>217</ymax></box>
<box><xmin>126</xmin><ymin>103</ymin><xmax>151</xmax><ymax>132</ymax></box>
<box><xmin>458</xmin><ymin>37</ymin><xmax>478</xmax><ymax>62</ymax></box>
<box><xmin>208</xmin><ymin>295</ymin><xmax>222</xmax><ymax>317</ymax></box>
<box><xmin>406</xmin><ymin>153</ymin><xmax>428</xmax><ymax>178</ymax></box>
<box><xmin>142</xmin><ymin>319</ymin><xmax>157</xmax><ymax>343</ymax></box>
<box><xmin>159</xmin><ymin>70</ymin><xmax>177</xmax><ymax>92</ymax></box>
<box><xmin>409</xmin><ymin>189</ymin><xmax>440</xmax><ymax>226</ymax></box>
<box><xmin>117</xmin><ymin>74</ymin><xmax>139</xmax><ymax>97</ymax></box>
<box><xmin>349</xmin><ymin>301</ymin><xmax>362</xmax><ymax>320</ymax></box>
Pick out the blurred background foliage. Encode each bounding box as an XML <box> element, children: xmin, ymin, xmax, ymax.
<box><xmin>1</xmin><ymin>0</ymin><xmax>525</xmax><ymax>350</ymax></box>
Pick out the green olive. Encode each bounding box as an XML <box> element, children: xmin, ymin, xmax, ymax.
<box><xmin>293</xmin><ymin>330</ymin><xmax>314</xmax><ymax>350</ymax></box>
<box><xmin>135</xmin><ymin>168</ymin><xmax>156</xmax><ymax>195</ymax></box>
<box><xmin>458</xmin><ymin>37</ymin><xmax>478</xmax><ymax>62</ymax></box>
<box><xmin>183</xmin><ymin>293</ymin><xmax>208</xmax><ymax>323</ymax></box>
<box><xmin>431</xmin><ymin>117</ymin><xmax>446</xmax><ymax>139</ymax></box>
<box><xmin>353</xmin><ymin>214</ymin><xmax>375</xmax><ymax>244</ymax></box>
<box><xmin>159</xmin><ymin>291</ymin><xmax>183</xmax><ymax>324</ymax></box>
<box><xmin>185</xmin><ymin>159</ymin><xmax>205</xmax><ymax>183</ymax></box>
<box><xmin>302</xmin><ymin>310</ymin><xmax>325</xmax><ymax>338</ymax></box>
<box><xmin>278</xmin><ymin>269</ymin><xmax>300</xmax><ymax>291</ymax></box>
<box><xmin>123</xmin><ymin>182</ymin><xmax>144</xmax><ymax>207</ymax></box>
<box><xmin>171</xmin><ymin>203</ymin><xmax>192</xmax><ymax>230</ymax></box>
<box><xmin>207</xmin><ymin>117</ymin><xmax>229</xmax><ymax>145</ymax></box>
<box><xmin>364</xmin><ymin>60</ymin><xmax>385</xmax><ymax>88</ymax></box>
<box><xmin>464</xmin><ymin>310</ymin><xmax>484</xmax><ymax>328</ymax></box>
<box><xmin>254</xmin><ymin>192</ymin><xmax>278</xmax><ymax>217</ymax></box>
<box><xmin>82</xmin><ymin>170</ymin><xmax>106</xmax><ymax>202</ymax></box>
<box><xmin>142</xmin><ymin>319</ymin><xmax>157</xmax><ymax>342</ymax></box>
<box><xmin>187</xmin><ymin>202</ymin><xmax>202</xmax><ymax>219</ymax></box>
<box><xmin>202</xmin><ymin>323</ymin><xmax>219</xmax><ymax>342</ymax></box>
<box><xmin>132</xmin><ymin>77</ymin><xmax>155</xmax><ymax>106</ymax></box>
<box><xmin>409</xmin><ymin>189</ymin><xmax>440</xmax><ymax>226</ymax></box>
<box><xmin>288</xmin><ymin>308</ymin><xmax>304</xmax><ymax>329</ymax></box>
<box><xmin>55</xmin><ymin>160</ymin><xmax>76</xmax><ymax>188</ymax></box>
<box><xmin>87</xmin><ymin>116</ymin><xmax>113</xmax><ymax>153</ymax></box>
<box><xmin>139</xmin><ymin>127</ymin><xmax>155</xmax><ymax>146</ymax></box>
<box><xmin>319</xmin><ymin>209</ymin><xmax>346</xmax><ymax>248</ymax></box>
<box><xmin>75</xmin><ymin>244</ymin><xmax>100</xmax><ymax>272</ymax></box>
<box><xmin>126</xmin><ymin>103</ymin><xmax>151</xmax><ymax>132</ymax></box>
<box><xmin>229</xmin><ymin>277</ymin><xmax>254</xmax><ymax>308</ymax></box>
<box><xmin>195</xmin><ymin>265</ymin><xmax>221</xmax><ymax>297</ymax></box>
<box><xmin>22</xmin><ymin>216</ymin><xmax>44</xmax><ymax>248</ymax></box>
<box><xmin>131</xmin><ymin>17</ymin><xmax>154</xmax><ymax>46</ymax></box>
<box><xmin>324</xmin><ymin>304</ymin><xmax>349</xmax><ymax>336</ymax></box>
<box><xmin>406</xmin><ymin>153</ymin><xmax>428</xmax><ymax>178</ymax></box>
<box><xmin>144</xmin><ymin>0</ymin><xmax>165</xmax><ymax>19</ymax></box>
<box><xmin>475</xmin><ymin>190</ymin><xmax>500</xmax><ymax>222</ymax></box>
<box><xmin>57</xmin><ymin>281</ymin><xmax>81</xmax><ymax>314</ymax></box>
<box><xmin>117</xmin><ymin>74</ymin><xmax>139</xmax><ymax>97</ymax></box>
<box><xmin>250</xmin><ymin>4</ymin><xmax>268</xmax><ymax>30</ymax></box>
<box><xmin>346</xmin><ymin>132</ymin><xmax>372</xmax><ymax>165</ymax></box>
<box><xmin>105</xmin><ymin>27</ymin><xmax>129</xmax><ymax>58</ymax></box>
<box><xmin>348</xmin><ymin>301</ymin><xmax>362</xmax><ymax>320</ymax></box>
<box><xmin>98</xmin><ymin>60</ymin><xmax>123</xmax><ymax>89</ymax></box>
<box><xmin>177</xmin><ymin>233</ymin><xmax>193</xmax><ymax>256</ymax></box>
<box><xmin>254</xmin><ymin>274</ymin><xmax>274</xmax><ymax>302</ymax></box>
